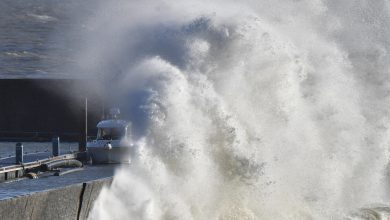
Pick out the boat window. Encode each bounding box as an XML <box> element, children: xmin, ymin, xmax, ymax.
<box><xmin>97</xmin><ymin>127</ymin><xmax>126</xmax><ymax>140</ymax></box>
<box><xmin>111</xmin><ymin>128</ymin><xmax>125</xmax><ymax>139</ymax></box>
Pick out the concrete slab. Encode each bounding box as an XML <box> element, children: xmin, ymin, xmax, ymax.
<box><xmin>0</xmin><ymin>178</ymin><xmax>113</xmax><ymax>220</ymax></box>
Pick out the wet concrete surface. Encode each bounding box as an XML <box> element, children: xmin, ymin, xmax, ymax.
<box><xmin>0</xmin><ymin>164</ymin><xmax>119</xmax><ymax>200</ymax></box>
<box><xmin>0</xmin><ymin>177</ymin><xmax>113</xmax><ymax>220</ymax></box>
<box><xmin>0</xmin><ymin>141</ymin><xmax>120</xmax><ymax>218</ymax></box>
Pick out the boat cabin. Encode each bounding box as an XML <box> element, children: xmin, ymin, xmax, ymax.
<box><xmin>87</xmin><ymin>108</ymin><xmax>132</xmax><ymax>164</ymax></box>
<box><xmin>96</xmin><ymin>119</ymin><xmax>129</xmax><ymax>140</ymax></box>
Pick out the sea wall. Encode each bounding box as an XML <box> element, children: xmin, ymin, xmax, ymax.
<box><xmin>0</xmin><ymin>79</ymin><xmax>103</xmax><ymax>141</ymax></box>
<box><xmin>0</xmin><ymin>177</ymin><xmax>112</xmax><ymax>220</ymax></box>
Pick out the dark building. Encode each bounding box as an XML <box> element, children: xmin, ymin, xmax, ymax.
<box><xmin>0</xmin><ymin>79</ymin><xmax>104</xmax><ymax>141</ymax></box>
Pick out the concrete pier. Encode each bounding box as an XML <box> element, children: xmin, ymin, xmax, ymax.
<box><xmin>0</xmin><ymin>177</ymin><xmax>112</xmax><ymax>220</ymax></box>
<box><xmin>0</xmin><ymin>152</ymin><xmax>79</xmax><ymax>183</ymax></box>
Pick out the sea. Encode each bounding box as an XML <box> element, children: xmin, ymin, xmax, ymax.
<box><xmin>0</xmin><ymin>0</ymin><xmax>94</xmax><ymax>79</ymax></box>
<box><xmin>0</xmin><ymin>142</ymin><xmax>78</xmax><ymax>157</ymax></box>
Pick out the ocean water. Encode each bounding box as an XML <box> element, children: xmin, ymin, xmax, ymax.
<box><xmin>0</xmin><ymin>0</ymin><xmax>94</xmax><ymax>78</ymax></box>
<box><xmin>0</xmin><ymin>142</ymin><xmax>78</xmax><ymax>158</ymax></box>
<box><xmin>3</xmin><ymin>0</ymin><xmax>390</xmax><ymax>219</ymax></box>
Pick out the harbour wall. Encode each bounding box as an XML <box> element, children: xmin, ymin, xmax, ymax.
<box><xmin>0</xmin><ymin>79</ymin><xmax>104</xmax><ymax>142</ymax></box>
<box><xmin>0</xmin><ymin>78</ymin><xmax>145</xmax><ymax>141</ymax></box>
<box><xmin>0</xmin><ymin>177</ymin><xmax>112</xmax><ymax>220</ymax></box>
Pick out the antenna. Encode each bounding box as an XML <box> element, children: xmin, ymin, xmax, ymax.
<box><xmin>109</xmin><ymin>108</ymin><xmax>120</xmax><ymax>119</ymax></box>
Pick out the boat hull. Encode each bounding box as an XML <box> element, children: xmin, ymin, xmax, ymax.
<box><xmin>87</xmin><ymin>147</ymin><xmax>131</xmax><ymax>164</ymax></box>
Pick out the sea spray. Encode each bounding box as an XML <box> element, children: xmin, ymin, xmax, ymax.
<box><xmin>65</xmin><ymin>0</ymin><xmax>390</xmax><ymax>219</ymax></box>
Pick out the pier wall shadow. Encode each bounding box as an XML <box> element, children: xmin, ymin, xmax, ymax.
<box><xmin>0</xmin><ymin>79</ymin><xmax>104</xmax><ymax>142</ymax></box>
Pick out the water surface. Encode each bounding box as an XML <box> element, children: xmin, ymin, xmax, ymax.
<box><xmin>0</xmin><ymin>0</ymin><xmax>93</xmax><ymax>78</ymax></box>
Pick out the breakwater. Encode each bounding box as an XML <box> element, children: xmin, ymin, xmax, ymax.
<box><xmin>0</xmin><ymin>79</ymin><xmax>102</xmax><ymax>142</ymax></box>
<box><xmin>0</xmin><ymin>177</ymin><xmax>111</xmax><ymax>220</ymax></box>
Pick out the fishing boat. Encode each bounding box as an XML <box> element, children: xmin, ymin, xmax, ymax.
<box><xmin>87</xmin><ymin>108</ymin><xmax>133</xmax><ymax>164</ymax></box>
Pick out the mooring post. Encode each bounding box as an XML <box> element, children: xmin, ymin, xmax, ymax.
<box><xmin>79</xmin><ymin>97</ymin><xmax>88</xmax><ymax>152</ymax></box>
<box><xmin>102</xmin><ymin>99</ymin><xmax>106</xmax><ymax>120</ymax></box>
<box><xmin>15</xmin><ymin>143</ymin><xmax>23</xmax><ymax>164</ymax></box>
<box><xmin>52</xmin><ymin>136</ymin><xmax>60</xmax><ymax>156</ymax></box>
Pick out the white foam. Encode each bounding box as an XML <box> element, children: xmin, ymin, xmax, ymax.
<box><xmin>65</xmin><ymin>0</ymin><xmax>390</xmax><ymax>219</ymax></box>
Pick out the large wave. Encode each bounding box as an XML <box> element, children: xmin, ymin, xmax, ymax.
<box><xmin>68</xmin><ymin>0</ymin><xmax>390</xmax><ymax>219</ymax></box>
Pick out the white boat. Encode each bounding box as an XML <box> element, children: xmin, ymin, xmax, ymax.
<box><xmin>87</xmin><ymin>109</ymin><xmax>133</xmax><ymax>164</ymax></box>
